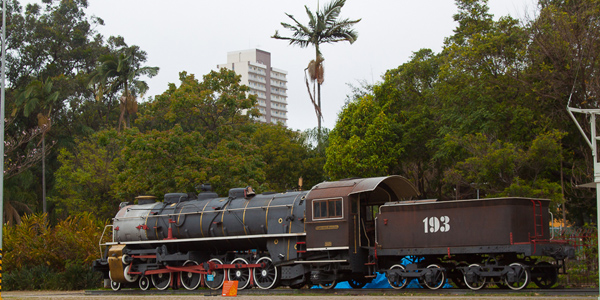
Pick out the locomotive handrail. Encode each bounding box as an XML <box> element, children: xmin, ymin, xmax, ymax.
<box><xmin>113</xmin><ymin>204</ymin><xmax>295</xmax><ymax>221</ymax></box>
<box><xmin>105</xmin><ymin>232</ymin><xmax>306</xmax><ymax>246</ymax></box>
<box><xmin>362</xmin><ymin>218</ymin><xmax>371</xmax><ymax>247</ymax></box>
<box><xmin>99</xmin><ymin>224</ymin><xmax>114</xmax><ymax>258</ymax></box>
<box><xmin>304</xmin><ymin>219</ymin><xmax>347</xmax><ymax>224</ymax></box>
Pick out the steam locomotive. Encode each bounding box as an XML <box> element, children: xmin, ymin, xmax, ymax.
<box><xmin>93</xmin><ymin>175</ymin><xmax>574</xmax><ymax>291</ymax></box>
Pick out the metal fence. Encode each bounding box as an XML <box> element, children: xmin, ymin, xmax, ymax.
<box><xmin>552</xmin><ymin>227</ymin><xmax>598</xmax><ymax>288</ymax></box>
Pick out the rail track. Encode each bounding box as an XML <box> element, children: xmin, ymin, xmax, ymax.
<box><xmin>85</xmin><ymin>287</ymin><xmax>598</xmax><ymax>297</ymax></box>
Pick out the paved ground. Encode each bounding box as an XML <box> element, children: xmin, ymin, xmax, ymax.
<box><xmin>1</xmin><ymin>291</ymin><xmax>597</xmax><ymax>300</ymax></box>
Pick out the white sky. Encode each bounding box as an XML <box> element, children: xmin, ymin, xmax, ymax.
<box><xmin>26</xmin><ymin>0</ymin><xmax>538</xmax><ymax>131</ymax></box>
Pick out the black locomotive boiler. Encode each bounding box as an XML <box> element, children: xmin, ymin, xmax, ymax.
<box><xmin>93</xmin><ymin>175</ymin><xmax>574</xmax><ymax>291</ymax></box>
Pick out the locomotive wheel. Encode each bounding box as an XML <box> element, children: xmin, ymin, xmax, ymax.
<box><xmin>139</xmin><ymin>275</ymin><xmax>151</xmax><ymax>290</ymax></box>
<box><xmin>108</xmin><ymin>270</ymin><xmax>122</xmax><ymax>291</ymax></box>
<box><xmin>110</xmin><ymin>279</ymin><xmax>121</xmax><ymax>291</ymax></box>
<box><xmin>464</xmin><ymin>264</ymin><xmax>486</xmax><ymax>290</ymax></box>
<box><xmin>387</xmin><ymin>264</ymin><xmax>408</xmax><ymax>289</ymax></box>
<box><xmin>424</xmin><ymin>264</ymin><xmax>445</xmax><ymax>290</ymax></box>
<box><xmin>228</xmin><ymin>258</ymin><xmax>251</xmax><ymax>290</ymax></box>
<box><xmin>151</xmin><ymin>272</ymin><xmax>172</xmax><ymax>290</ymax></box>
<box><xmin>504</xmin><ymin>262</ymin><xmax>529</xmax><ymax>290</ymax></box>
<box><xmin>253</xmin><ymin>256</ymin><xmax>279</xmax><ymax>289</ymax></box>
<box><xmin>348</xmin><ymin>278</ymin><xmax>367</xmax><ymax>289</ymax></box>
<box><xmin>180</xmin><ymin>260</ymin><xmax>201</xmax><ymax>290</ymax></box>
<box><xmin>531</xmin><ymin>262</ymin><xmax>557</xmax><ymax>289</ymax></box>
<box><xmin>123</xmin><ymin>265</ymin><xmax>139</xmax><ymax>283</ymax></box>
<box><xmin>121</xmin><ymin>254</ymin><xmax>132</xmax><ymax>265</ymax></box>
<box><xmin>205</xmin><ymin>258</ymin><xmax>225</xmax><ymax>290</ymax></box>
<box><xmin>319</xmin><ymin>280</ymin><xmax>337</xmax><ymax>289</ymax></box>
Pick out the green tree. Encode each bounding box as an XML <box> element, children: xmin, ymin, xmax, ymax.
<box><xmin>374</xmin><ymin>49</ymin><xmax>442</xmax><ymax>196</ymax></box>
<box><xmin>137</xmin><ymin>70</ymin><xmax>258</xmax><ymax>137</ymax></box>
<box><xmin>251</xmin><ymin>123</ymin><xmax>312</xmax><ymax>191</ymax></box>
<box><xmin>326</xmin><ymin>95</ymin><xmax>401</xmax><ymax>179</ymax></box>
<box><xmin>15</xmin><ymin>78</ymin><xmax>61</xmax><ymax>213</ymax></box>
<box><xmin>324</xmin><ymin>0</ymin><xmax>580</xmax><ymax>211</ymax></box>
<box><xmin>1</xmin><ymin>0</ymin><xmax>128</xmax><ymax>219</ymax></box>
<box><xmin>89</xmin><ymin>37</ymin><xmax>159</xmax><ymax>131</ymax></box>
<box><xmin>445</xmin><ymin>131</ymin><xmax>565</xmax><ymax>204</ymax></box>
<box><xmin>525</xmin><ymin>0</ymin><xmax>600</xmax><ymax>224</ymax></box>
<box><xmin>272</xmin><ymin>0</ymin><xmax>360</xmax><ymax>134</ymax></box>
<box><xmin>438</xmin><ymin>0</ymin><xmax>534</xmax><ymax>141</ymax></box>
<box><xmin>326</xmin><ymin>48</ymin><xmax>442</xmax><ymax>196</ymax></box>
<box><xmin>115</xmin><ymin>70</ymin><xmax>265</xmax><ymax>198</ymax></box>
<box><xmin>53</xmin><ymin>130</ymin><xmax>122</xmax><ymax>220</ymax></box>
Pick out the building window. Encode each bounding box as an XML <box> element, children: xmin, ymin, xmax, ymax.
<box><xmin>313</xmin><ymin>198</ymin><xmax>343</xmax><ymax>220</ymax></box>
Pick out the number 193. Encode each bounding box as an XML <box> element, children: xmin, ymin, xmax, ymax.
<box><xmin>422</xmin><ymin>216</ymin><xmax>450</xmax><ymax>233</ymax></box>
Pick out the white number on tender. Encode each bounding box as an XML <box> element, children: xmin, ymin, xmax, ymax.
<box><xmin>422</xmin><ymin>216</ymin><xmax>450</xmax><ymax>233</ymax></box>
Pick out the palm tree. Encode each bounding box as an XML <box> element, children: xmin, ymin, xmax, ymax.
<box><xmin>16</xmin><ymin>78</ymin><xmax>60</xmax><ymax>214</ymax></box>
<box><xmin>273</xmin><ymin>0</ymin><xmax>360</xmax><ymax>135</ymax></box>
<box><xmin>90</xmin><ymin>45</ymin><xmax>159</xmax><ymax>131</ymax></box>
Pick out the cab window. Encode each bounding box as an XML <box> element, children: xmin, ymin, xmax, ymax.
<box><xmin>313</xmin><ymin>198</ymin><xmax>343</xmax><ymax>220</ymax></box>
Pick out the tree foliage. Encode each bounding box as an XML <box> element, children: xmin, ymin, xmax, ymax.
<box><xmin>8</xmin><ymin>0</ymin><xmax>600</xmax><ymax>230</ymax></box>
<box><xmin>326</xmin><ymin>0</ymin><xmax>599</xmax><ymax>225</ymax></box>
<box><xmin>54</xmin><ymin>68</ymin><xmax>325</xmax><ymax>217</ymax></box>
<box><xmin>53</xmin><ymin>130</ymin><xmax>122</xmax><ymax>220</ymax></box>
<box><xmin>89</xmin><ymin>37</ymin><xmax>159</xmax><ymax>131</ymax></box>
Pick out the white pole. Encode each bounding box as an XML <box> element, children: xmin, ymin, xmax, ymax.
<box><xmin>567</xmin><ymin>107</ymin><xmax>600</xmax><ymax>297</ymax></box>
<box><xmin>591</xmin><ymin>113</ymin><xmax>600</xmax><ymax>298</ymax></box>
<box><xmin>1</xmin><ymin>0</ymin><xmax>7</xmax><ymax>295</ymax></box>
<box><xmin>1</xmin><ymin>0</ymin><xmax>6</xmax><ymax>246</ymax></box>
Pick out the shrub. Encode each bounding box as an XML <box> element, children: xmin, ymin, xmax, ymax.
<box><xmin>3</xmin><ymin>263</ymin><xmax>102</xmax><ymax>291</ymax></box>
<box><xmin>2</xmin><ymin>212</ymin><xmax>108</xmax><ymax>290</ymax></box>
<box><xmin>2</xmin><ymin>265</ymin><xmax>54</xmax><ymax>291</ymax></box>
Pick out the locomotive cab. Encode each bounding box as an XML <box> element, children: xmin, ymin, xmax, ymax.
<box><xmin>304</xmin><ymin>176</ymin><xmax>419</xmax><ymax>286</ymax></box>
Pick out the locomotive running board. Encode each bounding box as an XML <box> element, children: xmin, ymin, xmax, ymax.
<box><xmin>306</xmin><ymin>246</ymin><xmax>349</xmax><ymax>251</ymax></box>
<box><xmin>105</xmin><ymin>232</ymin><xmax>306</xmax><ymax>246</ymax></box>
<box><xmin>293</xmin><ymin>259</ymin><xmax>348</xmax><ymax>264</ymax></box>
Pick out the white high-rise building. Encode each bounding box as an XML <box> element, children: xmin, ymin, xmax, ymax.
<box><xmin>217</xmin><ymin>49</ymin><xmax>288</xmax><ymax>126</ymax></box>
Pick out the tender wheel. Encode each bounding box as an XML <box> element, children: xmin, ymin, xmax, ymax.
<box><xmin>253</xmin><ymin>256</ymin><xmax>279</xmax><ymax>289</ymax></box>
<box><xmin>387</xmin><ymin>264</ymin><xmax>408</xmax><ymax>289</ymax></box>
<box><xmin>464</xmin><ymin>263</ymin><xmax>486</xmax><ymax>290</ymax></box>
<box><xmin>110</xmin><ymin>279</ymin><xmax>121</xmax><ymax>291</ymax></box>
<box><xmin>139</xmin><ymin>275</ymin><xmax>151</xmax><ymax>290</ymax></box>
<box><xmin>319</xmin><ymin>280</ymin><xmax>337</xmax><ymax>289</ymax></box>
<box><xmin>123</xmin><ymin>265</ymin><xmax>139</xmax><ymax>283</ymax></box>
<box><xmin>151</xmin><ymin>272</ymin><xmax>172</xmax><ymax>290</ymax></box>
<box><xmin>505</xmin><ymin>262</ymin><xmax>529</xmax><ymax>290</ymax></box>
<box><xmin>228</xmin><ymin>258</ymin><xmax>251</xmax><ymax>290</ymax></box>
<box><xmin>348</xmin><ymin>278</ymin><xmax>367</xmax><ymax>289</ymax></box>
<box><xmin>424</xmin><ymin>264</ymin><xmax>445</xmax><ymax>290</ymax></box>
<box><xmin>181</xmin><ymin>260</ymin><xmax>201</xmax><ymax>290</ymax></box>
<box><xmin>205</xmin><ymin>258</ymin><xmax>225</xmax><ymax>290</ymax></box>
<box><xmin>531</xmin><ymin>261</ymin><xmax>557</xmax><ymax>289</ymax></box>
